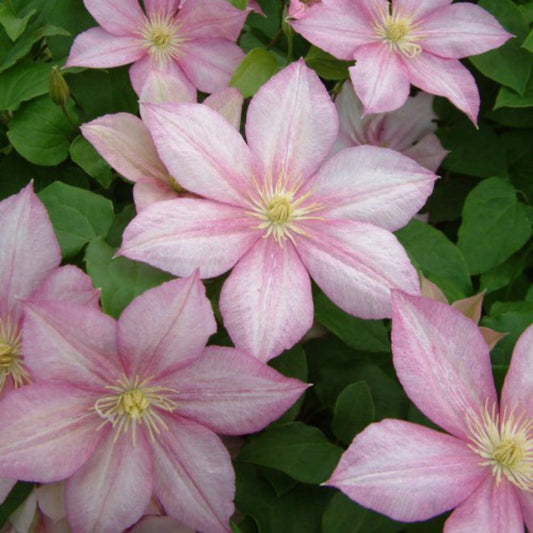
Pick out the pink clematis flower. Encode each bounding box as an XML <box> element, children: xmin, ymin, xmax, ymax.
<box><xmin>0</xmin><ymin>273</ymin><xmax>307</xmax><ymax>533</ymax></box>
<box><xmin>119</xmin><ymin>60</ymin><xmax>437</xmax><ymax>362</ymax></box>
<box><xmin>288</xmin><ymin>0</ymin><xmax>322</xmax><ymax>20</ymax></box>
<box><xmin>327</xmin><ymin>292</ymin><xmax>533</xmax><ymax>532</ymax></box>
<box><xmin>82</xmin><ymin>71</ymin><xmax>243</xmax><ymax>211</ymax></box>
<box><xmin>333</xmin><ymin>81</ymin><xmax>448</xmax><ymax>172</ymax></box>
<box><xmin>290</xmin><ymin>0</ymin><xmax>512</xmax><ymax>123</ymax></box>
<box><xmin>65</xmin><ymin>0</ymin><xmax>259</xmax><ymax>95</ymax></box>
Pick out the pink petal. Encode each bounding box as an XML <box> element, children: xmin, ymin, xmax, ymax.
<box><xmin>31</xmin><ymin>265</ymin><xmax>100</xmax><ymax>309</ymax></box>
<box><xmin>130</xmin><ymin>516</ymin><xmax>193</xmax><ymax>533</ymax></box>
<box><xmin>117</xmin><ymin>274</ymin><xmax>216</xmax><ymax>377</ymax></box>
<box><xmin>22</xmin><ymin>300</ymin><xmax>120</xmax><ymax>389</ymax></box>
<box><xmin>179</xmin><ymin>0</ymin><xmax>252</xmax><ymax>41</ymax></box>
<box><xmin>246</xmin><ymin>60</ymin><xmax>338</xmax><ymax>188</ymax></box>
<box><xmin>133</xmin><ymin>179</ymin><xmax>179</xmax><ymax>211</ymax></box>
<box><xmin>394</xmin><ymin>0</ymin><xmax>452</xmax><ymax>20</ymax></box>
<box><xmin>139</xmin><ymin>70</ymin><xmax>196</xmax><ymax>106</ymax></box>
<box><xmin>130</xmin><ymin>55</ymin><xmax>196</xmax><ymax>99</ymax></box>
<box><xmin>402</xmin><ymin>133</ymin><xmax>448</xmax><ymax>173</ymax></box>
<box><xmin>66</xmin><ymin>431</ymin><xmax>152</xmax><ymax>533</ymax></box>
<box><xmin>327</xmin><ymin>419</ymin><xmax>486</xmax><ymax>522</ymax></box>
<box><xmin>311</xmin><ymin>145</ymin><xmax>436</xmax><ymax>231</ymax></box>
<box><xmin>120</xmin><ymin>198</ymin><xmax>260</xmax><ymax>278</ymax></box>
<box><xmin>203</xmin><ymin>87</ymin><xmax>243</xmax><ymax>130</ymax></box>
<box><xmin>404</xmin><ymin>52</ymin><xmax>480</xmax><ymax>125</ymax></box>
<box><xmin>142</xmin><ymin>102</ymin><xmax>253</xmax><ymax>205</ymax></box>
<box><xmin>350</xmin><ymin>43</ymin><xmax>410</xmax><ymax>115</ymax></box>
<box><xmin>501</xmin><ymin>324</ymin><xmax>533</xmax><ymax>420</ymax></box>
<box><xmin>144</xmin><ymin>0</ymin><xmax>180</xmax><ymax>18</ymax></box>
<box><xmin>65</xmin><ymin>28</ymin><xmax>145</xmax><ymax>68</ymax></box>
<box><xmin>444</xmin><ymin>476</ymin><xmax>524</xmax><ymax>533</ymax></box>
<box><xmin>291</xmin><ymin>0</ymin><xmax>377</xmax><ymax>60</ymax></box>
<box><xmin>0</xmin><ymin>183</ymin><xmax>60</xmax><ymax>320</ymax></box>
<box><xmin>519</xmin><ymin>491</ymin><xmax>533</xmax><ymax>533</ymax></box>
<box><xmin>152</xmin><ymin>416</ymin><xmax>234</xmax><ymax>533</ymax></box>
<box><xmin>479</xmin><ymin>326</ymin><xmax>507</xmax><ymax>351</ymax></box>
<box><xmin>10</xmin><ymin>490</ymin><xmax>37</xmax><ymax>533</ymax></box>
<box><xmin>295</xmin><ymin>219</ymin><xmax>420</xmax><ymax>319</ymax></box>
<box><xmin>420</xmin><ymin>4</ymin><xmax>512</xmax><ymax>59</ymax></box>
<box><xmin>420</xmin><ymin>276</ymin><xmax>448</xmax><ymax>304</ymax></box>
<box><xmin>37</xmin><ymin>482</ymin><xmax>66</xmax><ymax>521</ymax></box>
<box><xmin>81</xmin><ymin>113</ymin><xmax>169</xmax><ymax>184</ymax></box>
<box><xmin>219</xmin><ymin>238</ymin><xmax>313</xmax><ymax>362</ymax></box>
<box><xmin>451</xmin><ymin>292</ymin><xmax>484</xmax><ymax>324</ymax></box>
<box><xmin>335</xmin><ymin>81</ymin><xmax>367</xmax><ymax>146</ymax></box>
<box><xmin>0</xmin><ymin>382</ymin><xmax>102</xmax><ymax>482</ymax></box>
<box><xmin>178</xmin><ymin>38</ymin><xmax>244</xmax><ymax>94</ymax></box>
<box><xmin>0</xmin><ymin>478</ymin><xmax>16</xmax><ymax>503</ymax></box>
<box><xmin>166</xmin><ymin>346</ymin><xmax>308</xmax><ymax>433</ymax></box>
<box><xmin>82</xmin><ymin>0</ymin><xmax>144</xmax><ymax>36</ymax></box>
<box><xmin>391</xmin><ymin>292</ymin><xmax>498</xmax><ymax>440</ymax></box>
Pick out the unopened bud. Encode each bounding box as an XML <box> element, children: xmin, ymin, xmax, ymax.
<box><xmin>49</xmin><ymin>66</ymin><xmax>71</xmax><ymax>107</ymax></box>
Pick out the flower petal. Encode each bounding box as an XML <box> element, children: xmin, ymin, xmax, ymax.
<box><xmin>501</xmin><ymin>323</ymin><xmax>533</xmax><ymax>420</ymax></box>
<box><xmin>120</xmin><ymin>198</ymin><xmax>259</xmax><ymax>278</ymax></box>
<box><xmin>152</xmin><ymin>416</ymin><xmax>234</xmax><ymax>533</ymax></box>
<box><xmin>0</xmin><ymin>478</ymin><xmax>16</xmax><ymax>503</ymax></box>
<box><xmin>66</xmin><ymin>28</ymin><xmax>145</xmax><ymax>68</ymax></box>
<box><xmin>144</xmin><ymin>0</ymin><xmax>180</xmax><ymax>18</ymax></box>
<box><xmin>130</xmin><ymin>516</ymin><xmax>193</xmax><ymax>533</ymax></box>
<box><xmin>37</xmin><ymin>482</ymin><xmax>66</xmax><ymax>522</ymax></box>
<box><xmin>133</xmin><ymin>179</ymin><xmax>178</xmax><ymax>211</ymax></box>
<box><xmin>219</xmin><ymin>238</ymin><xmax>313</xmax><ymax>362</ymax></box>
<box><xmin>81</xmin><ymin>113</ymin><xmax>169</xmax><ymax>184</ymax></box>
<box><xmin>394</xmin><ymin>0</ymin><xmax>452</xmax><ymax>19</ymax></box>
<box><xmin>404</xmin><ymin>53</ymin><xmax>480</xmax><ymax>125</ymax></box>
<box><xmin>402</xmin><ymin>133</ymin><xmax>448</xmax><ymax>173</ymax></box>
<box><xmin>391</xmin><ymin>292</ymin><xmax>498</xmax><ymax>440</ymax></box>
<box><xmin>444</xmin><ymin>476</ymin><xmax>524</xmax><ymax>533</ymax></box>
<box><xmin>166</xmin><ymin>346</ymin><xmax>308</xmax><ymax>434</ymax></box>
<box><xmin>296</xmin><ymin>219</ymin><xmax>420</xmax><ymax>319</ymax></box>
<box><xmin>82</xmin><ymin>0</ymin><xmax>144</xmax><ymax>36</ymax></box>
<box><xmin>0</xmin><ymin>382</ymin><xmax>102</xmax><ymax>482</ymax></box>
<box><xmin>335</xmin><ymin>81</ymin><xmax>367</xmax><ymax>145</ymax></box>
<box><xmin>519</xmin><ymin>491</ymin><xmax>533</xmax><ymax>533</ymax></box>
<box><xmin>312</xmin><ymin>145</ymin><xmax>437</xmax><ymax>231</ymax></box>
<box><xmin>178</xmin><ymin>38</ymin><xmax>244</xmax><ymax>94</ymax></box>
<box><xmin>350</xmin><ymin>43</ymin><xmax>410</xmax><ymax>115</ymax></box>
<box><xmin>0</xmin><ymin>183</ymin><xmax>60</xmax><ymax>320</ymax></box>
<box><xmin>22</xmin><ymin>300</ymin><xmax>120</xmax><ymax>388</ymax></box>
<box><xmin>66</xmin><ymin>431</ymin><xmax>152</xmax><ymax>533</ymax></box>
<box><xmin>204</xmin><ymin>87</ymin><xmax>243</xmax><ymax>130</ymax></box>
<box><xmin>246</xmin><ymin>60</ymin><xmax>338</xmax><ymax>188</ymax></box>
<box><xmin>327</xmin><ymin>419</ymin><xmax>486</xmax><ymax>522</ymax></box>
<box><xmin>420</xmin><ymin>4</ymin><xmax>512</xmax><ymax>59</ymax></box>
<box><xmin>142</xmin><ymin>102</ymin><xmax>253</xmax><ymax>205</ymax></box>
<box><xmin>117</xmin><ymin>274</ymin><xmax>216</xmax><ymax>377</ymax></box>
<box><xmin>139</xmin><ymin>69</ymin><xmax>196</xmax><ymax>107</ymax></box>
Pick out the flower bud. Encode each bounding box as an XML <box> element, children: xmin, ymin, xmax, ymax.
<box><xmin>49</xmin><ymin>66</ymin><xmax>70</xmax><ymax>107</ymax></box>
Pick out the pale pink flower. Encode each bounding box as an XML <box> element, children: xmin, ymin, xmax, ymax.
<box><xmin>119</xmin><ymin>60</ymin><xmax>436</xmax><ymax>361</ymax></box>
<box><xmin>65</xmin><ymin>0</ymin><xmax>258</xmax><ymax>95</ymax></box>
<box><xmin>327</xmin><ymin>292</ymin><xmax>533</xmax><ymax>532</ymax></box>
<box><xmin>288</xmin><ymin>0</ymin><xmax>322</xmax><ymax>20</ymax></box>
<box><xmin>291</xmin><ymin>0</ymin><xmax>512</xmax><ymax>124</ymax></box>
<box><xmin>333</xmin><ymin>82</ymin><xmax>448</xmax><ymax>172</ymax></box>
<box><xmin>0</xmin><ymin>273</ymin><xmax>307</xmax><ymax>533</ymax></box>
<box><xmin>82</xmin><ymin>71</ymin><xmax>243</xmax><ymax>211</ymax></box>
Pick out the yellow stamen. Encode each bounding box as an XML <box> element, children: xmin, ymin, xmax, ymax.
<box><xmin>139</xmin><ymin>12</ymin><xmax>188</xmax><ymax>65</ymax></box>
<box><xmin>0</xmin><ymin>317</ymin><xmax>30</xmax><ymax>392</ymax></box>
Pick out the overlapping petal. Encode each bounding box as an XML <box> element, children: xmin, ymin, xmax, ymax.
<box><xmin>133</xmin><ymin>180</ymin><xmax>178</xmax><ymax>210</ymax></box>
<box><xmin>402</xmin><ymin>133</ymin><xmax>448</xmax><ymax>173</ymax></box>
<box><xmin>311</xmin><ymin>145</ymin><xmax>437</xmax><ymax>231</ymax></box>
<box><xmin>120</xmin><ymin>198</ymin><xmax>260</xmax><ymax>278</ymax></box>
<box><xmin>117</xmin><ymin>275</ymin><xmax>216</xmax><ymax>377</ymax></box>
<box><xmin>394</xmin><ymin>0</ymin><xmax>452</xmax><ymax>20</ymax></box>
<box><xmin>140</xmin><ymin>69</ymin><xmax>197</xmax><ymax>106</ymax></box>
<box><xmin>204</xmin><ymin>88</ymin><xmax>243</xmax><ymax>130</ymax></box>
<box><xmin>144</xmin><ymin>0</ymin><xmax>180</xmax><ymax>18</ymax></box>
<box><xmin>296</xmin><ymin>219</ymin><xmax>419</xmax><ymax>319</ymax></box>
<box><xmin>82</xmin><ymin>0</ymin><xmax>144</xmax><ymax>36</ymax></box>
<box><xmin>246</xmin><ymin>60</ymin><xmax>338</xmax><ymax>187</ymax></box>
<box><xmin>219</xmin><ymin>238</ymin><xmax>313</xmax><ymax>362</ymax></box>
<box><xmin>391</xmin><ymin>292</ymin><xmax>498</xmax><ymax>440</ymax></box>
<box><xmin>327</xmin><ymin>419</ymin><xmax>486</xmax><ymax>522</ymax></box>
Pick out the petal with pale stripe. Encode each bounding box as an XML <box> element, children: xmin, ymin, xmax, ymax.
<box><xmin>204</xmin><ymin>88</ymin><xmax>243</xmax><ymax>130</ymax></box>
<box><xmin>82</xmin><ymin>0</ymin><xmax>144</xmax><ymax>36</ymax></box>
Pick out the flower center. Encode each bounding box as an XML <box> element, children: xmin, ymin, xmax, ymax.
<box><xmin>246</xmin><ymin>177</ymin><xmax>323</xmax><ymax>245</ymax></box>
<box><xmin>374</xmin><ymin>3</ymin><xmax>422</xmax><ymax>58</ymax></box>
<box><xmin>0</xmin><ymin>317</ymin><xmax>30</xmax><ymax>393</ymax></box>
<box><xmin>140</xmin><ymin>13</ymin><xmax>186</xmax><ymax>64</ymax></box>
<box><xmin>467</xmin><ymin>403</ymin><xmax>533</xmax><ymax>492</ymax></box>
<box><xmin>94</xmin><ymin>375</ymin><xmax>177</xmax><ymax>445</ymax></box>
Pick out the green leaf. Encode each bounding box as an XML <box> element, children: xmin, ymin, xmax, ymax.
<box><xmin>7</xmin><ymin>96</ymin><xmax>77</xmax><ymax>165</ymax></box>
<box><xmin>305</xmin><ymin>46</ymin><xmax>352</xmax><ymax>81</ymax></box>
<box><xmin>314</xmin><ymin>291</ymin><xmax>390</xmax><ymax>353</ymax></box>
<box><xmin>522</xmin><ymin>28</ymin><xmax>533</xmax><ymax>52</ymax></box>
<box><xmin>38</xmin><ymin>182</ymin><xmax>114</xmax><ymax>258</ymax></box>
<box><xmin>0</xmin><ymin>3</ymin><xmax>35</xmax><ymax>41</ymax></box>
<box><xmin>396</xmin><ymin>219</ymin><xmax>472</xmax><ymax>300</ymax></box>
<box><xmin>230</xmin><ymin>48</ymin><xmax>279</xmax><ymax>98</ymax></box>
<box><xmin>495</xmin><ymin>70</ymin><xmax>533</xmax><ymax>109</ymax></box>
<box><xmin>70</xmin><ymin>135</ymin><xmax>114</xmax><ymax>188</ymax></box>
<box><xmin>0</xmin><ymin>482</ymin><xmax>34</xmax><ymax>529</ymax></box>
<box><xmin>85</xmin><ymin>238</ymin><xmax>174</xmax><ymax>319</ymax></box>
<box><xmin>332</xmin><ymin>381</ymin><xmax>375</xmax><ymax>445</ymax></box>
<box><xmin>457</xmin><ymin>178</ymin><xmax>532</xmax><ymax>275</ymax></box>
<box><xmin>470</xmin><ymin>0</ymin><xmax>531</xmax><ymax>94</ymax></box>
<box><xmin>237</xmin><ymin>422</ymin><xmax>343</xmax><ymax>483</ymax></box>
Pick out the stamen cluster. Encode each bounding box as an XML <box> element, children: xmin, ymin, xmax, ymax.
<box><xmin>0</xmin><ymin>317</ymin><xmax>30</xmax><ymax>391</ymax></box>
<box><xmin>374</xmin><ymin>4</ymin><xmax>422</xmax><ymax>58</ymax></box>
<box><xmin>139</xmin><ymin>12</ymin><xmax>187</xmax><ymax>64</ymax></box>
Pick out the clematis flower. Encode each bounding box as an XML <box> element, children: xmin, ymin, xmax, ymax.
<box><xmin>333</xmin><ymin>81</ymin><xmax>448</xmax><ymax>172</ymax></box>
<box><xmin>288</xmin><ymin>0</ymin><xmax>321</xmax><ymax>20</ymax></box>
<box><xmin>327</xmin><ymin>292</ymin><xmax>533</xmax><ymax>532</ymax></box>
<box><xmin>0</xmin><ymin>273</ymin><xmax>307</xmax><ymax>533</ymax></box>
<box><xmin>65</xmin><ymin>0</ymin><xmax>259</xmax><ymax>95</ymax></box>
<box><xmin>290</xmin><ymin>0</ymin><xmax>512</xmax><ymax>123</ymax></box>
<box><xmin>82</xmin><ymin>71</ymin><xmax>243</xmax><ymax>210</ymax></box>
<box><xmin>119</xmin><ymin>60</ymin><xmax>436</xmax><ymax>361</ymax></box>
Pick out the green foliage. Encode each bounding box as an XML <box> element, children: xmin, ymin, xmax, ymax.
<box><xmin>230</xmin><ymin>48</ymin><xmax>280</xmax><ymax>98</ymax></box>
<box><xmin>69</xmin><ymin>135</ymin><xmax>113</xmax><ymax>188</ymax></box>
<box><xmin>0</xmin><ymin>61</ymin><xmax>53</xmax><ymax>110</ymax></box>
<box><xmin>305</xmin><ymin>46</ymin><xmax>352</xmax><ymax>81</ymax></box>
